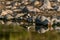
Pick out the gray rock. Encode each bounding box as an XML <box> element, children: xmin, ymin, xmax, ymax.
<box><xmin>29</xmin><ymin>0</ymin><xmax>35</xmax><ymax>2</ymax></box>
<box><xmin>14</xmin><ymin>2</ymin><xmax>21</xmax><ymax>6</ymax></box>
<box><xmin>0</xmin><ymin>15</ymin><xmax>4</xmax><ymax>18</ymax></box>
<box><xmin>57</xmin><ymin>6</ymin><xmax>60</xmax><ymax>11</ymax></box>
<box><xmin>5</xmin><ymin>14</ymin><xmax>14</xmax><ymax>20</ymax></box>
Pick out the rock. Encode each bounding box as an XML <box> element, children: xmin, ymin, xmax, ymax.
<box><xmin>6</xmin><ymin>1</ymin><xmax>11</xmax><ymax>5</ymax></box>
<box><xmin>22</xmin><ymin>0</ymin><xmax>28</xmax><ymax>3</ymax></box>
<box><xmin>1</xmin><ymin>10</ymin><xmax>8</xmax><ymax>16</ymax></box>
<box><xmin>15</xmin><ymin>13</ymin><xmax>24</xmax><ymax>18</ymax></box>
<box><xmin>40</xmin><ymin>0</ymin><xmax>52</xmax><ymax>10</ymax></box>
<box><xmin>0</xmin><ymin>15</ymin><xmax>4</xmax><ymax>18</ymax></box>
<box><xmin>34</xmin><ymin>0</ymin><xmax>43</xmax><ymax>7</ymax></box>
<box><xmin>6</xmin><ymin>21</ymin><xmax>13</xmax><ymax>25</ymax></box>
<box><xmin>57</xmin><ymin>6</ymin><xmax>60</xmax><ymax>11</ymax></box>
<box><xmin>5</xmin><ymin>14</ymin><xmax>14</xmax><ymax>20</ymax></box>
<box><xmin>1</xmin><ymin>10</ymin><xmax>13</xmax><ymax>16</ymax></box>
<box><xmin>29</xmin><ymin>0</ymin><xmax>35</xmax><ymax>2</ymax></box>
<box><xmin>13</xmin><ymin>9</ymin><xmax>21</xmax><ymax>12</ymax></box>
<box><xmin>0</xmin><ymin>20</ymin><xmax>4</xmax><ymax>24</ymax></box>
<box><xmin>41</xmin><ymin>28</ymin><xmax>48</xmax><ymax>33</ymax></box>
<box><xmin>26</xmin><ymin>5</ymin><xmax>34</xmax><ymax>12</ymax></box>
<box><xmin>55</xmin><ymin>27</ymin><xmax>60</xmax><ymax>32</ymax></box>
<box><xmin>0</xmin><ymin>4</ymin><xmax>5</xmax><ymax>9</ymax></box>
<box><xmin>5</xmin><ymin>6</ymin><xmax>12</xmax><ymax>9</ymax></box>
<box><xmin>34</xmin><ymin>1</ymin><xmax>40</xmax><ymax>6</ymax></box>
<box><xmin>33</xmin><ymin>8</ymin><xmax>40</xmax><ymax>12</ymax></box>
<box><xmin>57</xmin><ymin>0</ymin><xmax>60</xmax><ymax>2</ymax></box>
<box><xmin>12</xmin><ymin>6</ymin><xmax>17</xmax><ymax>9</ymax></box>
<box><xmin>22</xmin><ymin>6</ymin><xmax>29</xmax><ymax>13</ymax></box>
<box><xmin>14</xmin><ymin>2</ymin><xmax>21</xmax><ymax>6</ymax></box>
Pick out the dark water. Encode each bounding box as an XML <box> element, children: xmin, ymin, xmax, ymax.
<box><xmin>0</xmin><ymin>32</ymin><xmax>10</xmax><ymax>40</ymax></box>
<box><xmin>0</xmin><ymin>31</ymin><xmax>60</xmax><ymax>40</ymax></box>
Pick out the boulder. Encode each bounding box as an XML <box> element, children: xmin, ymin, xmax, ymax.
<box><xmin>15</xmin><ymin>13</ymin><xmax>24</xmax><ymax>18</ymax></box>
<box><xmin>57</xmin><ymin>0</ymin><xmax>60</xmax><ymax>2</ymax></box>
<box><xmin>5</xmin><ymin>6</ymin><xmax>12</xmax><ymax>9</ymax></box>
<box><xmin>6</xmin><ymin>21</ymin><xmax>13</xmax><ymax>25</ymax></box>
<box><xmin>26</xmin><ymin>5</ymin><xmax>34</xmax><ymax>12</ymax></box>
<box><xmin>57</xmin><ymin>6</ymin><xmax>60</xmax><ymax>11</ymax></box>
<box><xmin>1</xmin><ymin>10</ymin><xmax>13</xmax><ymax>16</ymax></box>
<box><xmin>40</xmin><ymin>0</ymin><xmax>52</xmax><ymax>10</ymax></box>
<box><xmin>5</xmin><ymin>14</ymin><xmax>14</xmax><ymax>20</ymax></box>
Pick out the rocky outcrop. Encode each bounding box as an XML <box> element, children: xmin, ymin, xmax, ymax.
<box><xmin>0</xmin><ymin>0</ymin><xmax>60</xmax><ymax>22</ymax></box>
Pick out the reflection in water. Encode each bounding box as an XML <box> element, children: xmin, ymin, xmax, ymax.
<box><xmin>0</xmin><ymin>32</ymin><xmax>10</xmax><ymax>40</ymax></box>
